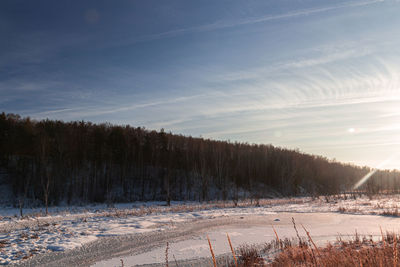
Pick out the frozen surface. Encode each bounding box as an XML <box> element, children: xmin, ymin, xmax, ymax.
<box><xmin>2</xmin><ymin>195</ymin><xmax>400</xmax><ymax>265</ymax></box>
<box><xmin>94</xmin><ymin>212</ymin><xmax>400</xmax><ymax>266</ymax></box>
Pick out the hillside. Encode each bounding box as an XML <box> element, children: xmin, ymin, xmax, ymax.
<box><xmin>1</xmin><ymin>112</ymin><xmax>399</xmax><ymax>209</ymax></box>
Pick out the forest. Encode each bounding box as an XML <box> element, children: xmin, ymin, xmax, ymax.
<box><xmin>1</xmin><ymin>112</ymin><xmax>399</xmax><ymax>210</ymax></box>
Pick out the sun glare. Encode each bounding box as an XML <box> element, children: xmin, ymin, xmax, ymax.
<box><xmin>353</xmin><ymin>153</ymin><xmax>400</xmax><ymax>190</ymax></box>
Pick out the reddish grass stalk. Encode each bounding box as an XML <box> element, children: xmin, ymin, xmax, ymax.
<box><xmin>380</xmin><ymin>226</ymin><xmax>387</xmax><ymax>248</ymax></box>
<box><xmin>227</xmin><ymin>233</ymin><xmax>238</xmax><ymax>267</ymax></box>
<box><xmin>301</xmin><ymin>224</ymin><xmax>320</xmax><ymax>257</ymax></box>
<box><xmin>292</xmin><ymin>217</ymin><xmax>302</xmax><ymax>244</ymax></box>
<box><xmin>173</xmin><ymin>254</ymin><xmax>179</xmax><ymax>267</ymax></box>
<box><xmin>301</xmin><ymin>223</ymin><xmax>320</xmax><ymax>266</ymax></box>
<box><xmin>165</xmin><ymin>242</ymin><xmax>169</xmax><ymax>267</ymax></box>
<box><xmin>207</xmin><ymin>235</ymin><xmax>217</xmax><ymax>267</ymax></box>
<box><xmin>394</xmin><ymin>234</ymin><xmax>398</xmax><ymax>267</ymax></box>
<box><xmin>272</xmin><ymin>225</ymin><xmax>283</xmax><ymax>250</ymax></box>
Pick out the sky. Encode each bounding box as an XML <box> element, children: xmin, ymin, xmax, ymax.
<box><xmin>1</xmin><ymin>0</ymin><xmax>400</xmax><ymax>169</ymax></box>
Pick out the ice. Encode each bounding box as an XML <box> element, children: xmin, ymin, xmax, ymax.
<box><xmin>95</xmin><ymin>213</ymin><xmax>400</xmax><ymax>266</ymax></box>
<box><xmin>2</xmin><ymin>195</ymin><xmax>400</xmax><ymax>265</ymax></box>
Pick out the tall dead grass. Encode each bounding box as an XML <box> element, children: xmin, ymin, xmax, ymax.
<box><xmin>222</xmin><ymin>219</ymin><xmax>400</xmax><ymax>267</ymax></box>
<box><xmin>271</xmin><ymin>232</ymin><xmax>400</xmax><ymax>267</ymax></box>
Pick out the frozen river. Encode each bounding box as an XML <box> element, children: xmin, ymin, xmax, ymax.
<box><xmin>93</xmin><ymin>212</ymin><xmax>400</xmax><ymax>267</ymax></box>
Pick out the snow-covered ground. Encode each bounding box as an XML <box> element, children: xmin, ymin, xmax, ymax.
<box><xmin>94</xmin><ymin>212</ymin><xmax>400</xmax><ymax>266</ymax></box>
<box><xmin>2</xmin><ymin>195</ymin><xmax>400</xmax><ymax>265</ymax></box>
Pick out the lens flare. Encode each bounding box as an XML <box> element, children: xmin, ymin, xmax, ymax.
<box><xmin>353</xmin><ymin>153</ymin><xmax>400</xmax><ymax>190</ymax></box>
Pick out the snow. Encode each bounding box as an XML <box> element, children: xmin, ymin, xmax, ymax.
<box><xmin>2</xmin><ymin>195</ymin><xmax>400</xmax><ymax>265</ymax></box>
<box><xmin>95</xmin><ymin>226</ymin><xmax>281</xmax><ymax>266</ymax></box>
<box><xmin>94</xmin><ymin>213</ymin><xmax>400</xmax><ymax>266</ymax></box>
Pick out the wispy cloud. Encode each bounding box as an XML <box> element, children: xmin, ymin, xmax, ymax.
<box><xmin>2</xmin><ymin>0</ymin><xmax>399</xmax><ymax>169</ymax></box>
<box><xmin>27</xmin><ymin>92</ymin><xmax>216</xmax><ymax>120</ymax></box>
<box><xmin>110</xmin><ymin>0</ymin><xmax>383</xmax><ymax>46</ymax></box>
<box><xmin>212</xmin><ymin>42</ymin><xmax>374</xmax><ymax>83</ymax></box>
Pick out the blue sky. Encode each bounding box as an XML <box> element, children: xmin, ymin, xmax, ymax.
<box><xmin>2</xmin><ymin>0</ymin><xmax>400</xmax><ymax>168</ymax></box>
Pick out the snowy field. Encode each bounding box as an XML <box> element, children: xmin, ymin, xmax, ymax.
<box><xmin>2</xmin><ymin>195</ymin><xmax>400</xmax><ymax>266</ymax></box>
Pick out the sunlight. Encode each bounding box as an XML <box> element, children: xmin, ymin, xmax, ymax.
<box><xmin>4</xmin><ymin>0</ymin><xmax>400</xmax><ymax>265</ymax></box>
<box><xmin>353</xmin><ymin>153</ymin><xmax>400</xmax><ymax>190</ymax></box>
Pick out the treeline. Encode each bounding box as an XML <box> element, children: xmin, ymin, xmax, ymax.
<box><xmin>1</xmin><ymin>112</ymin><xmax>399</xmax><ymax>210</ymax></box>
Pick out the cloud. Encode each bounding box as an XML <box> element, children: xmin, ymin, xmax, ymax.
<box><xmin>213</xmin><ymin>43</ymin><xmax>373</xmax><ymax>83</ymax></box>
<box><xmin>107</xmin><ymin>0</ymin><xmax>383</xmax><ymax>47</ymax></box>
<box><xmin>25</xmin><ymin>50</ymin><xmax>400</xmax><ymax>136</ymax></box>
<box><xmin>27</xmin><ymin>92</ymin><xmax>215</xmax><ymax>120</ymax></box>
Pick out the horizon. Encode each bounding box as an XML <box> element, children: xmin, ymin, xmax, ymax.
<box><xmin>2</xmin><ymin>111</ymin><xmax>396</xmax><ymax>172</ymax></box>
<box><xmin>2</xmin><ymin>0</ymin><xmax>400</xmax><ymax>169</ymax></box>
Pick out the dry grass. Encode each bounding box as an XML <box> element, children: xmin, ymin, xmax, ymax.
<box><xmin>207</xmin><ymin>235</ymin><xmax>217</xmax><ymax>267</ymax></box>
<box><xmin>165</xmin><ymin>242</ymin><xmax>169</xmax><ymax>267</ymax></box>
<box><xmin>338</xmin><ymin>205</ymin><xmax>400</xmax><ymax>217</ymax></box>
<box><xmin>0</xmin><ymin>239</ymin><xmax>9</xmax><ymax>249</ymax></box>
<box><xmin>19</xmin><ymin>232</ymin><xmax>29</xmax><ymax>240</ymax></box>
<box><xmin>227</xmin><ymin>233</ymin><xmax>238</xmax><ymax>267</ymax></box>
<box><xmin>13</xmin><ymin>197</ymin><xmax>310</xmax><ymax>220</ymax></box>
<box><xmin>234</xmin><ymin>245</ymin><xmax>265</xmax><ymax>266</ymax></box>
<box><xmin>270</xmin><ymin>232</ymin><xmax>400</xmax><ymax>267</ymax></box>
<box><xmin>223</xmin><ymin>232</ymin><xmax>400</xmax><ymax>267</ymax></box>
<box><xmin>21</xmin><ymin>253</ymin><xmax>33</xmax><ymax>260</ymax></box>
<box><xmin>380</xmin><ymin>208</ymin><xmax>400</xmax><ymax>217</ymax></box>
<box><xmin>102</xmin><ymin>198</ymin><xmax>307</xmax><ymax>218</ymax></box>
<box><xmin>221</xmin><ymin>219</ymin><xmax>400</xmax><ymax>267</ymax></box>
<box><xmin>13</xmin><ymin>194</ymin><xmax>400</xmax><ymax>221</ymax></box>
<box><xmin>337</xmin><ymin>206</ymin><xmax>361</xmax><ymax>213</ymax></box>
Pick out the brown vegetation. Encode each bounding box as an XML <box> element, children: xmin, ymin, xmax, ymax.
<box><xmin>218</xmin><ymin>219</ymin><xmax>400</xmax><ymax>266</ymax></box>
<box><xmin>223</xmin><ymin>232</ymin><xmax>400</xmax><ymax>266</ymax></box>
<box><xmin>270</xmin><ymin>232</ymin><xmax>400</xmax><ymax>267</ymax></box>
